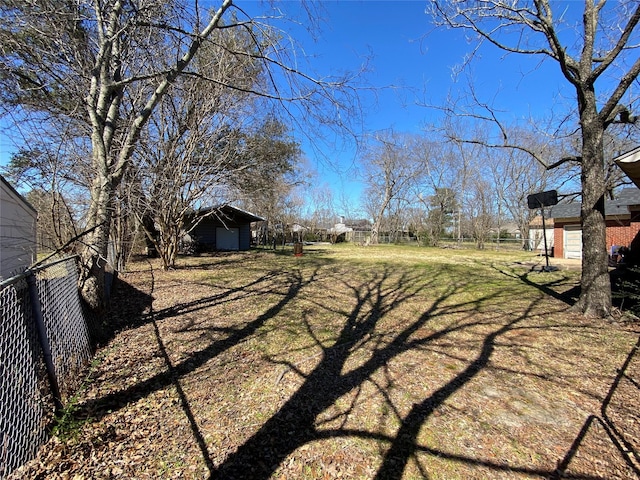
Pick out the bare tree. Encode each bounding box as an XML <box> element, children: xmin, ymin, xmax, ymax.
<box><xmin>468</xmin><ymin>177</ymin><xmax>496</xmax><ymax>249</ymax></box>
<box><xmin>427</xmin><ymin>188</ymin><xmax>458</xmax><ymax>244</ymax></box>
<box><xmin>232</xmin><ymin>117</ymin><xmax>303</xmax><ymax>247</ymax></box>
<box><xmin>361</xmin><ymin>131</ymin><xmax>425</xmax><ymax>244</ymax></box>
<box><xmin>131</xmin><ymin>118</ymin><xmax>239</xmax><ymax>270</ymax></box>
<box><xmin>305</xmin><ymin>184</ymin><xmax>337</xmax><ymax>241</ymax></box>
<box><xmin>444</xmin><ymin>132</ymin><xmax>482</xmax><ymax>246</ymax></box>
<box><xmin>411</xmin><ymin>137</ymin><xmax>461</xmax><ymax>246</ymax></box>
<box><xmin>429</xmin><ymin>0</ymin><xmax>640</xmax><ymax>318</ymax></box>
<box><xmin>0</xmin><ymin>0</ymin><xmax>360</xmax><ymax>313</ymax></box>
<box><xmin>488</xmin><ymin>128</ymin><xmax>573</xmax><ymax>249</ymax></box>
<box><xmin>404</xmin><ymin>205</ymin><xmax>430</xmax><ymax>246</ymax></box>
<box><xmin>25</xmin><ymin>189</ymin><xmax>77</xmax><ymax>252</ymax></box>
<box><xmin>127</xmin><ymin>25</ymin><xmax>271</xmax><ymax>270</ymax></box>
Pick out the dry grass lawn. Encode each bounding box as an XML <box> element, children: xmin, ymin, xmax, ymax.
<box><xmin>12</xmin><ymin>244</ymin><xmax>640</xmax><ymax>479</ymax></box>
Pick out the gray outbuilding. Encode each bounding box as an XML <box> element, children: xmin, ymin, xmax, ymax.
<box><xmin>184</xmin><ymin>205</ymin><xmax>264</xmax><ymax>252</ymax></box>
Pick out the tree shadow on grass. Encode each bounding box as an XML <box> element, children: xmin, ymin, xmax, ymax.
<box><xmin>83</xmin><ymin>256</ymin><xmax>615</xmax><ymax>479</ymax></box>
<box><xmin>207</xmin><ymin>264</ymin><xmax>567</xmax><ymax>479</ymax></box>
<box><xmin>104</xmin><ymin>275</ymin><xmax>154</xmax><ymax>332</ymax></box>
<box><xmin>500</xmin><ymin>262</ymin><xmax>640</xmax><ymax>319</ymax></box>
<box><xmin>78</xmin><ymin>266</ymin><xmax>314</xmax><ymax>422</ymax></box>
<box><xmin>552</xmin><ymin>334</ymin><xmax>640</xmax><ymax>479</ymax></box>
<box><xmin>493</xmin><ymin>263</ymin><xmax>580</xmax><ymax>306</ymax></box>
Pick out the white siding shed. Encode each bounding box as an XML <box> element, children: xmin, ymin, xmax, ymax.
<box><xmin>1</xmin><ymin>175</ymin><xmax>37</xmax><ymax>280</ymax></box>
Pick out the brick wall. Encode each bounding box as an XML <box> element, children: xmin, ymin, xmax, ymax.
<box><xmin>552</xmin><ymin>212</ymin><xmax>640</xmax><ymax>258</ymax></box>
<box><xmin>605</xmin><ymin>218</ymin><xmax>634</xmax><ymax>252</ymax></box>
<box><xmin>553</xmin><ymin>224</ymin><xmax>563</xmax><ymax>258</ymax></box>
<box><xmin>631</xmin><ymin>209</ymin><xmax>640</xmax><ymax>253</ymax></box>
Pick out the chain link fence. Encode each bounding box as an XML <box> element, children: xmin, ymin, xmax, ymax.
<box><xmin>0</xmin><ymin>256</ymin><xmax>93</xmax><ymax>478</ymax></box>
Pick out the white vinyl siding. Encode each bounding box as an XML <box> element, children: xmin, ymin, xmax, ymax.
<box><xmin>529</xmin><ymin>227</ymin><xmax>554</xmax><ymax>252</ymax></box>
<box><xmin>1</xmin><ymin>178</ymin><xmax>37</xmax><ymax>279</ymax></box>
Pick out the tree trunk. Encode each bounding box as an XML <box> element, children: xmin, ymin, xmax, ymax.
<box><xmin>371</xmin><ymin>183</ymin><xmax>394</xmax><ymax>245</ymax></box>
<box><xmin>575</xmin><ymin>98</ymin><xmax>611</xmax><ymax>317</ymax></box>
<box><xmin>370</xmin><ymin>217</ymin><xmax>381</xmax><ymax>245</ymax></box>
<box><xmin>76</xmin><ymin>0</ymin><xmax>235</xmax><ymax>315</ymax></box>
<box><xmin>79</xmin><ymin>171</ymin><xmax>115</xmax><ymax>315</ymax></box>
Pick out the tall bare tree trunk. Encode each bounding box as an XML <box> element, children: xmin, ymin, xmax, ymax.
<box><xmin>80</xmin><ymin>170</ymin><xmax>116</xmax><ymax>313</ymax></box>
<box><xmin>576</xmin><ymin>92</ymin><xmax>611</xmax><ymax>317</ymax></box>
<box><xmin>76</xmin><ymin>0</ymin><xmax>234</xmax><ymax>314</ymax></box>
<box><xmin>371</xmin><ymin>183</ymin><xmax>393</xmax><ymax>245</ymax></box>
<box><xmin>427</xmin><ymin>1</ymin><xmax>640</xmax><ymax>318</ymax></box>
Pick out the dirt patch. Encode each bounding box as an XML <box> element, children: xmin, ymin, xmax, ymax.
<box><xmin>510</xmin><ymin>257</ymin><xmax>582</xmax><ymax>272</ymax></box>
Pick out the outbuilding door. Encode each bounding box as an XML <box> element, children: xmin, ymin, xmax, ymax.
<box><xmin>564</xmin><ymin>225</ymin><xmax>582</xmax><ymax>259</ymax></box>
<box><xmin>216</xmin><ymin>227</ymin><xmax>239</xmax><ymax>251</ymax></box>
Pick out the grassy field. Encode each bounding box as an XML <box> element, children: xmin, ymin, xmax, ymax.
<box><xmin>13</xmin><ymin>244</ymin><xmax>640</xmax><ymax>479</ymax></box>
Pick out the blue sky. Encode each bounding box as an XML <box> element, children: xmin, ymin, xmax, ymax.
<box><xmin>261</xmin><ymin>1</ymin><xmax>573</xmax><ymax>214</ymax></box>
<box><xmin>0</xmin><ymin>1</ymin><xmax>577</xmax><ymax>213</ymax></box>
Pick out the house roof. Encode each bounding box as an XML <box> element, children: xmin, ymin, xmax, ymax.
<box><xmin>529</xmin><ymin>215</ymin><xmax>554</xmax><ymax>227</ymax></box>
<box><xmin>329</xmin><ymin>223</ymin><xmax>353</xmax><ymax>235</ymax></box>
<box><xmin>190</xmin><ymin>204</ymin><xmax>265</xmax><ymax>223</ymax></box>
<box><xmin>0</xmin><ymin>174</ymin><xmax>37</xmax><ymax>214</ymax></box>
<box><xmin>549</xmin><ymin>187</ymin><xmax>640</xmax><ymax>219</ymax></box>
<box><xmin>549</xmin><ymin>203</ymin><xmax>580</xmax><ymax>219</ymax></box>
<box><xmin>615</xmin><ymin>146</ymin><xmax>640</xmax><ymax>188</ymax></box>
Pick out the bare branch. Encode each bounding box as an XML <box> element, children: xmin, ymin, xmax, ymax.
<box><xmin>591</xmin><ymin>3</ymin><xmax>640</xmax><ymax>80</ymax></box>
<box><xmin>600</xmin><ymin>55</ymin><xmax>640</xmax><ymax>125</ymax></box>
<box><xmin>113</xmin><ymin>0</ymin><xmax>233</xmax><ymax>181</ymax></box>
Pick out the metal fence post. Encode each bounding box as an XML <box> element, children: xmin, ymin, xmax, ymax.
<box><xmin>25</xmin><ymin>273</ymin><xmax>63</xmax><ymax>412</ymax></box>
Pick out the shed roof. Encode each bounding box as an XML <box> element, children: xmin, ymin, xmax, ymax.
<box><xmin>329</xmin><ymin>223</ymin><xmax>353</xmax><ymax>235</ymax></box>
<box><xmin>549</xmin><ymin>187</ymin><xmax>640</xmax><ymax>219</ymax></box>
<box><xmin>189</xmin><ymin>204</ymin><xmax>265</xmax><ymax>223</ymax></box>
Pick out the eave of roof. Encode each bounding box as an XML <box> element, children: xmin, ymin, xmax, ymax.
<box><xmin>615</xmin><ymin>146</ymin><xmax>640</xmax><ymax>188</ymax></box>
<box><xmin>0</xmin><ymin>174</ymin><xmax>37</xmax><ymax>214</ymax></box>
<box><xmin>190</xmin><ymin>204</ymin><xmax>265</xmax><ymax>223</ymax></box>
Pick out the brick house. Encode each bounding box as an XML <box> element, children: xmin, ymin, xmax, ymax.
<box><xmin>549</xmin><ymin>188</ymin><xmax>640</xmax><ymax>259</ymax></box>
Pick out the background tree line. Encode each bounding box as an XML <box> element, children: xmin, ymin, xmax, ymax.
<box><xmin>353</xmin><ymin>124</ymin><xmax>637</xmax><ymax>251</ymax></box>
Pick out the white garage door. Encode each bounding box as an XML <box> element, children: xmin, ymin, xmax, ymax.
<box><xmin>564</xmin><ymin>226</ymin><xmax>582</xmax><ymax>259</ymax></box>
<box><xmin>216</xmin><ymin>227</ymin><xmax>239</xmax><ymax>250</ymax></box>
